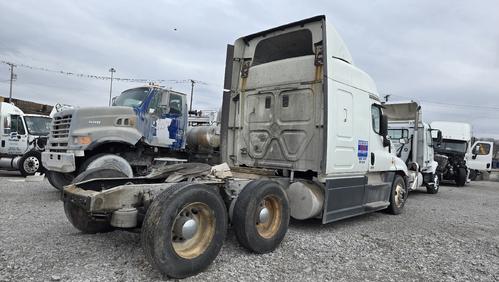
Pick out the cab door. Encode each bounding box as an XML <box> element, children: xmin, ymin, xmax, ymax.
<box><xmin>4</xmin><ymin>114</ymin><xmax>29</xmax><ymax>155</ymax></box>
<box><xmin>145</xmin><ymin>90</ymin><xmax>186</xmax><ymax>149</ymax></box>
<box><xmin>467</xmin><ymin>141</ymin><xmax>494</xmax><ymax>171</ymax></box>
<box><xmin>365</xmin><ymin>104</ymin><xmax>394</xmax><ymax>206</ymax></box>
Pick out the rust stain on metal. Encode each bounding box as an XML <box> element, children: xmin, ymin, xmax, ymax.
<box><xmin>314</xmin><ymin>65</ymin><xmax>323</xmax><ymax>84</ymax></box>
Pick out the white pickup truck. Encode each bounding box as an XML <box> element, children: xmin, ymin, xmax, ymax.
<box><xmin>0</xmin><ymin>102</ymin><xmax>52</xmax><ymax>176</ymax></box>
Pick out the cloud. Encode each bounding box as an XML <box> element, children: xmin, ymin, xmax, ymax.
<box><xmin>0</xmin><ymin>0</ymin><xmax>498</xmax><ymax>136</ymax></box>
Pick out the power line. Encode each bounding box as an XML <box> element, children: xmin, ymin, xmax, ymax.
<box><xmin>0</xmin><ymin>59</ymin><xmax>212</xmax><ymax>85</ymax></box>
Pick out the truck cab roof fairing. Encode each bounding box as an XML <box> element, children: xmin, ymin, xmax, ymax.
<box><xmin>383</xmin><ymin>101</ymin><xmax>421</xmax><ymax>121</ymax></box>
<box><xmin>239</xmin><ymin>15</ymin><xmax>353</xmax><ymax>65</ymax></box>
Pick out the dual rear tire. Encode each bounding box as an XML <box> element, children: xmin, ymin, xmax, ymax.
<box><xmin>64</xmin><ymin>166</ymin><xmax>290</xmax><ymax>279</ymax></box>
<box><xmin>141</xmin><ymin>180</ymin><xmax>290</xmax><ymax>278</ymax></box>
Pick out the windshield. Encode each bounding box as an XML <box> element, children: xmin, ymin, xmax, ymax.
<box><xmin>24</xmin><ymin>116</ymin><xmax>52</xmax><ymax>136</ymax></box>
<box><xmin>388</xmin><ymin>129</ymin><xmax>409</xmax><ymax>140</ymax></box>
<box><xmin>434</xmin><ymin>139</ymin><xmax>467</xmax><ymax>153</ymax></box>
<box><xmin>114</xmin><ymin>87</ymin><xmax>150</xmax><ymax>107</ymax></box>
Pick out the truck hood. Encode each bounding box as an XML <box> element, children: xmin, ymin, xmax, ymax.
<box><xmin>54</xmin><ymin>106</ymin><xmax>134</xmax><ymax>120</ymax></box>
<box><xmin>70</xmin><ymin>106</ymin><xmax>135</xmax><ymax>117</ymax></box>
<box><xmin>54</xmin><ymin>106</ymin><xmax>136</xmax><ymax>134</ymax></box>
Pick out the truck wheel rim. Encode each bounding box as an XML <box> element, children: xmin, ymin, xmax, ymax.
<box><xmin>256</xmin><ymin>195</ymin><xmax>282</xmax><ymax>239</ymax></box>
<box><xmin>171</xmin><ymin>202</ymin><xmax>215</xmax><ymax>259</ymax></box>
<box><xmin>394</xmin><ymin>184</ymin><xmax>405</xmax><ymax>207</ymax></box>
<box><xmin>24</xmin><ymin>156</ymin><xmax>40</xmax><ymax>174</ymax></box>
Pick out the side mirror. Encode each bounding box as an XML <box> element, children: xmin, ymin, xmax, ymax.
<box><xmin>431</xmin><ymin>129</ymin><xmax>443</xmax><ymax>144</ymax></box>
<box><xmin>472</xmin><ymin>145</ymin><xmax>480</xmax><ymax>155</ymax></box>
<box><xmin>159</xmin><ymin>104</ymin><xmax>170</xmax><ymax>111</ymax></box>
<box><xmin>437</xmin><ymin>130</ymin><xmax>443</xmax><ymax>143</ymax></box>
<box><xmin>380</xmin><ymin>114</ymin><xmax>390</xmax><ymax>148</ymax></box>
<box><xmin>111</xmin><ymin>96</ymin><xmax>118</xmax><ymax>106</ymax></box>
<box><xmin>380</xmin><ymin>114</ymin><xmax>388</xmax><ymax>136</ymax></box>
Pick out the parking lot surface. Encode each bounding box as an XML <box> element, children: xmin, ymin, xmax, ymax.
<box><xmin>1</xmin><ymin>171</ymin><xmax>498</xmax><ymax>281</ymax></box>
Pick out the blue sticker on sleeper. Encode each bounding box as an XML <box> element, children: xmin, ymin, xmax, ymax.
<box><xmin>358</xmin><ymin>140</ymin><xmax>368</xmax><ymax>162</ymax></box>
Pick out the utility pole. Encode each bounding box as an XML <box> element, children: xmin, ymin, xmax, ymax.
<box><xmin>108</xmin><ymin>68</ymin><xmax>116</xmax><ymax>106</ymax></box>
<box><xmin>189</xmin><ymin>79</ymin><xmax>195</xmax><ymax>111</ymax></box>
<box><xmin>7</xmin><ymin>63</ymin><xmax>15</xmax><ymax>103</ymax></box>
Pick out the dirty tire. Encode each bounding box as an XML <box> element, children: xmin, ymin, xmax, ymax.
<box><xmin>232</xmin><ymin>180</ymin><xmax>290</xmax><ymax>254</ymax></box>
<box><xmin>80</xmin><ymin>154</ymin><xmax>133</xmax><ymax>177</ymax></box>
<box><xmin>72</xmin><ymin>167</ymin><xmax>129</xmax><ymax>184</ymax></box>
<box><xmin>47</xmin><ymin>171</ymin><xmax>74</xmax><ymax>190</ymax></box>
<box><xmin>141</xmin><ymin>183</ymin><xmax>227</xmax><ymax>279</ymax></box>
<box><xmin>19</xmin><ymin>150</ymin><xmax>43</xmax><ymax>177</ymax></box>
<box><xmin>455</xmin><ymin>167</ymin><xmax>467</xmax><ymax>187</ymax></box>
<box><xmin>64</xmin><ymin>201</ymin><xmax>114</xmax><ymax>234</ymax></box>
<box><xmin>387</xmin><ymin>175</ymin><xmax>407</xmax><ymax>215</ymax></box>
<box><xmin>64</xmin><ymin>169</ymin><xmax>127</xmax><ymax>234</ymax></box>
<box><xmin>426</xmin><ymin>173</ymin><xmax>440</xmax><ymax>194</ymax></box>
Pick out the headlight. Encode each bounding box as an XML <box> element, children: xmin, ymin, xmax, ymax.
<box><xmin>74</xmin><ymin>136</ymin><xmax>92</xmax><ymax>145</ymax></box>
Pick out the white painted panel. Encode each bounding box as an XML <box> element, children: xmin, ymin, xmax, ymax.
<box><xmin>336</xmin><ymin>90</ymin><xmax>353</xmax><ymax>139</ymax></box>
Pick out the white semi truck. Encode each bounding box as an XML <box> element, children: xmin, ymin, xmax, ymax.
<box><xmin>430</xmin><ymin>121</ymin><xmax>494</xmax><ymax>185</ymax></box>
<box><xmin>385</xmin><ymin>101</ymin><xmax>442</xmax><ymax>193</ymax></box>
<box><xmin>0</xmin><ymin>102</ymin><xmax>52</xmax><ymax>176</ymax></box>
<box><xmin>61</xmin><ymin>16</ymin><xmax>412</xmax><ymax>278</ymax></box>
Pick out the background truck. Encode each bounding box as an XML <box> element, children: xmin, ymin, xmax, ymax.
<box><xmin>467</xmin><ymin>139</ymin><xmax>494</xmax><ymax>180</ymax></box>
<box><xmin>430</xmin><ymin>121</ymin><xmax>493</xmax><ymax>186</ymax></box>
<box><xmin>61</xmin><ymin>15</ymin><xmax>411</xmax><ymax>278</ymax></box>
<box><xmin>0</xmin><ymin>102</ymin><xmax>52</xmax><ymax>176</ymax></box>
<box><xmin>385</xmin><ymin>101</ymin><xmax>443</xmax><ymax>194</ymax></box>
<box><xmin>42</xmin><ymin>85</ymin><xmax>189</xmax><ymax>190</ymax></box>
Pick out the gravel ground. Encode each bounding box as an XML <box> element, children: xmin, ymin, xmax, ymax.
<box><xmin>1</xmin><ymin>170</ymin><xmax>498</xmax><ymax>281</ymax></box>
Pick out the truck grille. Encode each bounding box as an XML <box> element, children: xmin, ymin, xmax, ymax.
<box><xmin>49</xmin><ymin>114</ymin><xmax>72</xmax><ymax>152</ymax></box>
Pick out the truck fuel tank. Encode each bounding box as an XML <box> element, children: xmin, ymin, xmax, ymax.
<box><xmin>0</xmin><ymin>156</ymin><xmax>22</xmax><ymax>170</ymax></box>
<box><xmin>287</xmin><ymin>181</ymin><xmax>324</xmax><ymax>220</ymax></box>
<box><xmin>186</xmin><ymin>125</ymin><xmax>220</xmax><ymax>149</ymax></box>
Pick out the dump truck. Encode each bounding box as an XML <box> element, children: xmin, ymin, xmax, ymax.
<box><xmin>430</xmin><ymin>121</ymin><xmax>493</xmax><ymax>186</ymax></box>
<box><xmin>41</xmin><ymin>86</ymin><xmax>189</xmax><ymax>189</ymax></box>
<box><xmin>384</xmin><ymin>101</ymin><xmax>443</xmax><ymax>193</ymax></box>
<box><xmin>0</xmin><ymin>102</ymin><xmax>52</xmax><ymax>176</ymax></box>
<box><xmin>61</xmin><ymin>16</ymin><xmax>412</xmax><ymax>278</ymax></box>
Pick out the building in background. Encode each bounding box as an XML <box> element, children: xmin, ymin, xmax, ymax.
<box><xmin>0</xmin><ymin>96</ymin><xmax>53</xmax><ymax>115</ymax></box>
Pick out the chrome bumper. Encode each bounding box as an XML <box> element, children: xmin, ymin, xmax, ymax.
<box><xmin>42</xmin><ymin>151</ymin><xmax>76</xmax><ymax>173</ymax></box>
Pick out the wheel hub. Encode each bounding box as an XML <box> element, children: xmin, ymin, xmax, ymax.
<box><xmin>171</xmin><ymin>202</ymin><xmax>215</xmax><ymax>259</ymax></box>
<box><xmin>255</xmin><ymin>196</ymin><xmax>282</xmax><ymax>239</ymax></box>
<box><xmin>181</xmin><ymin>219</ymin><xmax>198</xmax><ymax>240</ymax></box>
<box><xmin>258</xmin><ymin>207</ymin><xmax>270</xmax><ymax>224</ymax></box>
<box><xmin>394</xmin><ymin>184</ymin><xmax>405</xmax><ymax>207</ymax></box>
<box><xmin>24</xmin><ymin>156</ymin><xmax>40</xmax><ymax>174</ymax></box>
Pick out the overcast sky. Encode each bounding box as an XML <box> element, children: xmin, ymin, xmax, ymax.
<box><xmin>0</xmin><ymin>0</ymin><xmax>498</xmax><ymax>137</ymax></box>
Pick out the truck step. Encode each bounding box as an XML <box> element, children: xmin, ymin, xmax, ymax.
<box><xmin>364</xmin><ymin>201</ymin><xmax>389</xmax><ymax>210</ymax></box>
<box><xmin>153</xmin><ymin>157</ymin><xmax>188</xmax><ymax>163</ymax></box>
